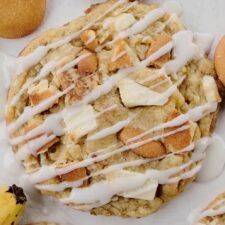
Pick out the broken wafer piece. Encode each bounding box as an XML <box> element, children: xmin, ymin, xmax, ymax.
<box><xmin>37</xmin><ymin>137</ymin><xmax>60</xmax><ymax>155</ymax></box>
<box><xmin>80</xmin><ymin>30</ymin><xmax>98</xmax><ymax>51</ymax></box>
<box><xmin>146</xmin><ymin>33</ymin><xmax>172</xmax><ymax>67</ymax></box>
<box><xmin>119</xmin><ymin>126</ymin><xmax>167</xmax><ymax>158</ymax></box>
<box><xmin>163</xmin><ymin>110</ymin><xmax>192</xmax><ymax>152</ymax></box>
<box><xmin>109</xmin><ymin>40</ymin><xmax>138</xmax><ymax>72</ymax></box>
<box><xmin>59</xmin><ymin>167</ymin><xmax>87</xmax><ymax>182</ymax></box>
<box><xmin>28</xmin><ymin>80</ymin><xmax>58</xmax><ymax>106</ymax></box>
<box><xmin>78</xmin><ymin>51</ymin><xmax>98</xmax><ymax>76</ymax></box>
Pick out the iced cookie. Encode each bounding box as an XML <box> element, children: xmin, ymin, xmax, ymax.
<box><xmin>5</xmin><ymin>0</ymin><xmax>222</xmax><ymax>218</ymax></box>
<box><xmin>0</xmin><ymin>0</ymin><xmax>46</xmax><ymax>38</ymax></box>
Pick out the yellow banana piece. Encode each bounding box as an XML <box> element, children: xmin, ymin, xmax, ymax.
<box><xmin>0</xmin><ymin>185</ymin><xmax>27</xmax><ymax>225</ymax></box>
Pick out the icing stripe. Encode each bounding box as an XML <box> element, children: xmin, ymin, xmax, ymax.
<box><xmin>11</xmin><ymin>0</ymin><xmax>127</xmax><ymax>80</ymax></box>
<box><xmin>112</xmin><ymin>1</ymin><xmax>138</xmax><ymax>16</ymax></box>
<box><xmin>154</xmin><ymin>13</ymin><xmax>177</xmax><ymax>34</ymax></box>
<box><xmin>128</xmin><ymin>102</ymin><xmax>217</xmax><ymax>143</ymax></box>
<box><xmin>55</xmin><ymin>53</ymin><xmax>91</xmax><ymax>76</ymax></box>
<box><xmin>10</xmin><ymin>59</ymin><xmax>63</xmax><ymax>106</ymax></box>
<box><xmin>137</xmin><ymin>68</ymin><xmax>166</xmax><ymax>84</ymax></box>
<box><xmin>16</xmin><ymin>134</ymin><xmax>56</xmax><ymax>161</ymax></box>
<box><xmin>36</xmin><ymin>144</ymin><xmax>195</xmax><ymax>192</ymax></box>
<box><xmin>87</xmin><ymin>115</ymin><xmax>135</xmax><ymax>141</ymax></box>
<box><xmin>8</xmin><ymin>39</ymin><xmax>173</xmax><ymax>136</ymax></box>
<box><xmin>96</xmin><ymin>8</ymin><xmax>166</xmax><ymax>51</ymax></box>
<box><xmin>59</xmin><ymin>138</ymin><xmax>210</xmax><ymax>207</ymax></box>
<box><xmin>10</xmin><ymin>105</ymin><xmax>117</xmax><ymax>145</ymax></box>
<box><xmin>29</xmin><ymin>124</ymin><xmax>190</xmax><ymax>183</ymax></box>
<box><xmin>8</xmin><ymin>85</ymin><xmax>74</xmax><ymax>135</ymax></box>
<box><xmin>149</xmin><ymin>77</ymin><xmax>170</xmax><ymax>89</ymax></box>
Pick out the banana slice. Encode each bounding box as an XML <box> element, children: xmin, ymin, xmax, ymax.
<box><xmin>0</xmin><ymin>185</ymin><xmax>27</xmax><ymax>225</ymax></box>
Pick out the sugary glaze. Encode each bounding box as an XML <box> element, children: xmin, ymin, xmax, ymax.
<box><xmin>4</xmin><ymin>0</ymin><xmax>223</xmax><ymax>218</ymax></box>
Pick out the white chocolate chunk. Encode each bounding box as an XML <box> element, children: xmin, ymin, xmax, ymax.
<box><xmin>107</xmin><ymin>170</ymin><xmax>158</xmax><ymax>201</ymax></box>
<box><xmin>118</xmin><ymin>78</ymin><xmax>169</xmax><ymax>107</ymax></box>
<box><xmin>113</xmin><ymin>13</ymin><xmax>136</xmax><ymax>32</ymax></box>
<box><xmin>120</xmin><ymin>179</ymin><xmax>158</xmax><ymax>201</ymax></box>
<box><xmin>202</xmin><ymin>75</ymin><xmax>221</xmax><ymax>103</ymax></box>
<box><xmin>104</xmin><ymin>13</ymin><xmax>136</xmax><ymax>32</ymax></box>
<box><xmin>63</xmin><ymin>105</ymin><xmax>98</xmax><ymax>139</ymax></box>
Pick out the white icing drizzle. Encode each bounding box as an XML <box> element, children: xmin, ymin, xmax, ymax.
<box><xmin>197</xmin><ymin>134</ymin><xmax>225</xmax><ymax>182</ymax></box>
<box><xmin>85</xmin><ymin>36</ymin><xmax>96</xmax><ymax>46</ymax></box>
<box><xmin>87</xmin><ymin>115</ymin><xmax>135</xmax><ymax>141</ymax></box>
<box><xmin>59</xmin><ymin>138</ymin><xmax>210</xmax><ymax>207</ymax></box>
<box><xmin>10</xmin><ymin>59</ymin><xmax>63</xmax><ymax>106</ymax></box>
<box><xmin>96</xmin><ymin>8</ymin><xmax>166</xmax><ymax>51</ymax></box>
<box><xmin>165</xmin><ymin>30</ymin><xmax>201</xmax><ymax>74</ymax></box>
<box><xmin>194</xmin><ymin>33</ymin><xmax>214</xmax><ymax>56</ymax></box>
<box><xmin>8</xmin><ymin>85</ymin><xmax>74</xmax><ymax>135</ymax></box>
<box><xmin>67</xmin><ymin>41</ymin><xmax>174</xmax><ymax>108</ymax></box>
<box><xmin>55</xmin><ymin>53</ymin><xmax>91</xmax><ymax>76</ymax></box>
<box><xmin>3</xmin><ymin>0</ymin><xmax>221</xmax><ymax>211</ymax></box>
<box><xmin>36</xmin><ymin>144</ymin><xmax>195</xmax><ymax>192</ymax></box>
<box><xmin>7</xmin><ymin>33</ymin><xmax>173</xmax><ymax>140</ymax></box>
<box><xmin>29</xmin><ymin>124</ymin><xmax>190</xmax><ymax>183</ymax></box>
<box><xmin>16</xmin><ymin>134</ymin><xmax>56</xmax><ymax>161</ymax></box>
<box><xmin>65</xmin><ymin>104</ymin><xmax>117</xmax><ymax>132</ymax></box>
<box><xmin>154</xmin><ymin>13</ymin><xmax>177</xmax><ymax>35</ymax></box>
<box><xmin>128</xmin><ymin>102</ymin><xmax>217</xmax><ymax>143</ymax></box>
<box><xmin>116</xmin><ymin>8</ymin><xmax>165</xmax><ymax>40</ymax></box>
<box><xmin>138</xmin><ymin>68</ymin><xmax>166</xmax><ymax>84</ymax></box>
<box><xmin>149</xmin><ymin>77</ymin><xmax>170</xmax><ymax>89</ymax></box>
<box><xmin>10</xmin><ymin>105</ymin><xmax>117</xmax><ymax>146</ymax></box>
<box><xmin>88</xmin><ymin>143</ymin><xmax>119</xmax><ymax>157</ymax></box>
<box><xmin>28</xmin><ymin>99</ymin><xmax>217</xmax><ymax>184</ymax></box>
<box><xmin>4</xmin><ymin>0</ymin><xmax>127</xmax><ymax>87</ymax></box>
<box><xmin>0</xmin><ymin>0</ymin><xmax>223</xmax><ymax>221</ymax></box>
<box><xmin>10</xmin><ymin>53</ymin><xmax>91</xmax><ymax>106</ymax></box>
<box><xmin>112</xmin><ymin>1</ymin><xmax>138</xmax><ymax>16</ymax></box>
<box><xmin>111</xmin><ymin>50</ymin><xmax>127</xmax><ymax>62</ymax></box>
<box><xmin>10</xmin><ymin>114</ymin><xmax>64</xmax><ymax>146</ymax></box>
<box><xmin>162</xmin><ymin>1</ymin><xmax>182</xmax><ymax>16</ymax></box>
<box><xmin>9</xmin><ymin>39</ymin><xmax>172</xmax><ymax>142</ymax></box>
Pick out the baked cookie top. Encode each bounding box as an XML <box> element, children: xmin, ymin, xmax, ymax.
<box><xmin>5</xmin><ymin>0</ymin><xmax>222</xmax><ymax>218</ymax></box>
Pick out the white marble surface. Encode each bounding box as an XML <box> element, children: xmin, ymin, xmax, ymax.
<box><xmin>1</xmin><ymin>1</ymin><xmax>225</xmax><ymax>225</ymax></box>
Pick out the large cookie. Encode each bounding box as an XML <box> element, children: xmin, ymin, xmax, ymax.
<box><xmin>5</xmin><ymin>0</ymin><xmax>222</xmax><ymax>218</ymax></box>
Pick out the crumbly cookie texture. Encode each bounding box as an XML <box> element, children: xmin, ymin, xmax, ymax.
<box><xmin>6</xmin><ymin>0</ymin><xmax>222</xmax><ymax>218</ymax></box>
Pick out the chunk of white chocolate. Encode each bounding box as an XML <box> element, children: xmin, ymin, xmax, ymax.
<box><xmin>202</xmin><ymin>75</ymin><xmax>221</xmax><ymax>103</ymax></box>
<box><xmin>113</xmin><ymin>13</ymin><xmax>136</xmax><ymax>32</ymax></box>
<box><xmin>103</xmin><ymin>13</ymin><xmax>136</xmax><ymax>32</ymax></box>
<box><xmin>63</xmin><ymin>105</ymin><xmax>98</xmax><ymax>140</ymax></box>
<box><xmin>118</xmin><ymin>78</ymin><xmax>168</xmax><ymax>107</ymax></box>
<box><xmin>107</xmin><ymin>170</ymin><xmax>158</xmax><ymax>201</ymax></box>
